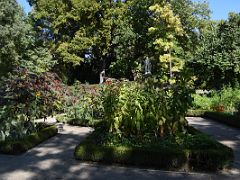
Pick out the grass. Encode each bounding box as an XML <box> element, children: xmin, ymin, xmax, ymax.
<box><xmin>74</xmin><ymin>126</ymin><xmax>233</xmax><ymax>171</ymax></box>
<box><xmin>0</xmin><ymin>125</ymin><xmax>58</xmax><ymax>155</ymax></box>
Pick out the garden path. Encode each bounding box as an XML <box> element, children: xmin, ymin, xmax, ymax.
<box><xmin>0</xmin><ymin>118</ymin><xmax>239</xmax><ymax>180</ymax></box>
<box><xmin>187</xmin><ymin>117</ymin><xmax>240</xmax><ymax>174</ymax></box>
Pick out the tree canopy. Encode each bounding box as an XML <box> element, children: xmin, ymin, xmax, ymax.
<box><xmin>28</xmin><ymin>0</ymin><xmax>210</xmax><ymax>83</ymax></box>
<box><xmin>191</xmin><ymin>13</ymin><xmax>240</xmax><ymax>89</ymax></box>
<box><xmin>0</xmin><ymin>0</ymin><xmax>54</xmax><ymax>77</ymax></box>
<box><xmin>5</xmin><ymin>0</ymin><xmax>239</xmax><ymax>88</ymax></box>
<box><xmin>0</xmin><ymin>0</ymin><xmax>28</xmax><ymax>76</ymax></box>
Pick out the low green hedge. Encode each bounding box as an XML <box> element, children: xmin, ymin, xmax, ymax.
<box><xmin>186</xmin><ymin>110</ymin><xmax>207</xmax><ymax>117</ymax></box>
<box><xmin>187</xmin><ymin>110</ymin><xmax>240</xmax><ymax>128</ymax></box>
<box><xmin>75</xmin><ymin>141</ymin><xmax>188</xmax><ymax>170</ymax></box>
<box><xmin>0</xmin><ymin>125</ymin><xmax>58</xmax><ymax>155</ymax></box>
<box><xmin>56</xmin><ymin>114</ymin><xmax>101</xmax><ymax>127</ymax></box>
<box><xmin>204</xmin><ymin>112</ymin><xmax>240</xmax><ymax>128</ymax></box>
<box><xmin>68</xmin><ymin>118</ymin><xmax>100</xmax><ymax>127</ymax></box>
<box><xmin>75</xmin><ymin>127</ymin><xmax>233</xmax><ymax>171</ymax></box>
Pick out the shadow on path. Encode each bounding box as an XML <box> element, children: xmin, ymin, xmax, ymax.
<box><xmin>0</xmin><ymin>123</ymin><xmax>239</xmax><ymax>180</ymax></box>
<box><xmin>187</xmin><ymin>117</ymin><xmax>240</xmax><ymax>170</ymax></box>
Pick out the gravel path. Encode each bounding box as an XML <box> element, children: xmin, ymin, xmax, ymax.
<box><xmin>0</xmin><ymin>118</ymin><xmax>239</xmax><ymax>179</ymax></box>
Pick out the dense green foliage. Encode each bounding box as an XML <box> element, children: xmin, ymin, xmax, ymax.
<box><xmin>0</xmin><ymin>68</ymin><xmax>66</xmax><ymax>141</ymax></box>
<box><xmin>0</xmin><ymin>0</ymin><xmax>64</xmax><ymax>141</ymax></box>
<box><xmin>191</xmin><ymin>13</ymin><xmax>240</xmax><ymax>89</ymax></box>
<box><xmin>101</xmin><ymin>81</ymin><xmax>191</xmax><ymax>136</ymax></box>
<box><xmin>28</xmin><ymin>0</ymin><xmax>210</xmax><ymax>82</ymax></box>
<box><xmin>0</xmin><ymin>0</ymin><xmax>54</xmax><ymax>77</ymax></box>
<box><xmin>192</xmin><ymin>87</ymin><xmax>240</xmax><ymax>113</ymax></box>
<box><xmin>0</xmin><ymin>0</ymin><xmax>28</xmax><ymax>76</ymax></box>
<box><xmin>75</xmin><ymin>126</ymin><xmax>233</xmax><ymax>171</ymax></box>
<box><xmin>189</xmin><ymin>86</ymin><xmax>240</xmax><ymax>128</ymax></box>
<box><xmin>56</xmin><ymin>83</ymin><xmax>103</xmax><ymax>126</ymax></box>
<box><xmin>186</xmin><ymin>110</ymin><xmax>206</xmax><ymax>117</ymax></box>
<box><xmin>0</xmin><ymin>125</ymin><xmax>58</xmax><ymax>154</ymax></box>
<box><xmin>0</xmin><ymin>1</ymin><xmax>238</xmax><ymax>167</ymax></box>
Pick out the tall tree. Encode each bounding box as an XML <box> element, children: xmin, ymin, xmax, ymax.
<box><xmin>147</xmin><ymin>2</ymin><xmax>184</xmax><ymax>82</ymax></box>
<box><xmin>29</xmin><ymin>0</ymin><xmax>210</xmax><ymax>82</ymax></box>
<box><xmin>0</xmin><ymin>0</ymin><xmax>53</xmax><ymax>76</ymax></box>
<box><xmin>0</xmin><ymin>0</ymin><xmax>28</xmax><ymax>76</ymax></box>
<box><xmin>191</xmin><ymin>13</ymin><xmax>240</xmax><ymax>89</ymax></box>
<box><xmin>128</xmin><ymin>0</ymin><xmax>210</xmax><ymax>63</ymax></box>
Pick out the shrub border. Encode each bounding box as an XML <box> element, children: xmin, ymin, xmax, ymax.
<box><xmin>186</xmin><ymin>110</ymin><xmax>207</xmax><ymax>117</ymax></box>
<box><xmin>74</xmin><ymin>126</ymin><xmax>233</xmax><ymax>171</ymax></box>
<box><xmin>187</xmin><ymin>110</ymin><xmax>240</xmax><ymax>128</ymax></box>
<box><xmin>0</xmin><ymin>125</ymin><xmax>58</xmax><ymax>155</ymax></box>
<box><xmin>56</xmin><ymin>114</ymin><xmax>101</xmax><ymax>127</ymax></box>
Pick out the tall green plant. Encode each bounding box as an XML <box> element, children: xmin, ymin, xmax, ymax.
<box><xmin>0</xmin><ymin>0</ymin><xmax>27</xmax><ymax>76</ymax></box>
<box><xmin>101</xmin><ymin>80</ymin><xmax>191</xmax><ymax>137</ymax></box>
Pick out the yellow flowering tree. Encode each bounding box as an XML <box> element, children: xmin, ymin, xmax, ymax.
<box><xmin>148</xmin><ymin>2</ymin><xmax>185</xmax><ymax>84</ymax></box>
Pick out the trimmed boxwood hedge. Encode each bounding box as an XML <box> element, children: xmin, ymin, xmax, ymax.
<box><xmin>204</xmin><ymin>112</ymin><xmax>240</xmax><ymax>128</ymax></box>
<box><xmin>74</xmin><ymin>126</ymin><xmax>233</xmax><ymax>171</ymax></box>
<box><xmin>75</xmin><ymin>141</ymin><xmax>188</xmax><ymax>170</ymax></box>
<box><xmin>56</xmin><ymin>115</ymin><xmax>101</xmax><ymax>127</ymax></box>
<box><xmin>68</xmin><ymin>118</ymin><xmax>100</xmax><ymax>127</ymax></box>
<box><xmin>187</xmin><ymin>110</ymin><xmax>240</xmax><ymax>128</ymax></box>
<box><xmin>187</xmin><ymin>110</ymin><xmax>207</xmax><ymax>117</ymax></box>
<box><xmin>0</xmin><ymin>125</ymin><xmax>58</xmax><ymax>155</ymax></box>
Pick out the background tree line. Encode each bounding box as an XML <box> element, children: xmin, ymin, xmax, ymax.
<box><xmin>1</xmin><ymin>0</ymin><xmax>240</xmax><ymax>89</ymax></box>
<box><xmin>190</xmin><ymin>13</ymin><xmax>240</xmax><ymax>89</ymax></box>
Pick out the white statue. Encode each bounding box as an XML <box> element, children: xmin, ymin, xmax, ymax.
<box><xmin>144</xmin><ymin>57</ymin><xmax>151</xmax><ymax>75</ymax></box>
<box><xmin>100</xmin><ymin>70</ymin><xmax>105</xmax><ymax>84</ymax></box>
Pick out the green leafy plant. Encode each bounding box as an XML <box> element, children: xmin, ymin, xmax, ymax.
<box><xmin>101</xmin><ymin>80</ymin><xmax>191</xmax><ymax>137</ymax></box>
<box><xmin>192</xmin><ymin>86</ymin><xmax>240</xmax><ymax>113</ymax></box>
<box><xmin>235</xmin><ymin>102</ymin><xmax>240</xmax><ymax>115</ymax></box>
<box><xmin>192</xmin><ymin>94</ymin><xmax>213</xmax><ymax>111</ymax></box>
<box><xmin>190</xmin><ymin>13</ymin><xmax>240</xmax><ymax>89</ymax></box>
